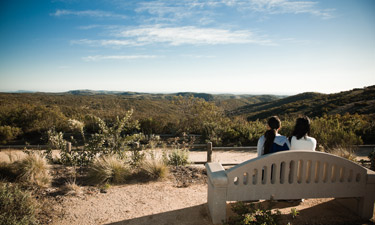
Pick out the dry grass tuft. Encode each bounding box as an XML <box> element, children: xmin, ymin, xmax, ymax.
<box><xmin>61</xmin><ymin>180</ymin><xmax>82</xmax><ymax>195</ymax></box>
<box><xmin>14</xmin><ymin>152</ymin><xmax>51</xmax><ymax>187</ymax></box>
<box><xmin>86</xmin><ymin>155</ymin><xmax>130</xmax><ymax>185</ymax></box>
<box><xmin>141</xmin><ymin>159</ymin><xmax>169</xmax><ymax>180</ymax></box>
<box><xmin>330</xmin><ymin>146</ymin><xmax>357</xmax><ymax>162</ymax></box>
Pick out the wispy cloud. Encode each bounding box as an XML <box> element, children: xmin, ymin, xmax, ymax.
<box><xmin>118</xmin><ymin>25</ymin><xmax>273</xmax><ymax>46</ymax></box>
<box><xmin>246</xmin><ymin>0</ymin><xmax>335</xmax><ymax>19</ymax></box>
<box><xmin>51</xmin><ymin>9</ymin><xmax>127</xmax><ymax>19</ymax></box>
<box><xmin>82</xmin><ymin>55</ymin><xmax>159</xmax><ymax>62</ymax></box>
<box><xmin>72</xmin><ymin>25</ymin><xmax>273</xmax><ymax>47</ymax></box>
<box><xmin>134</xmin><ymin>0</ymin><xmax>335</xmax><ymax>21</ymax></box>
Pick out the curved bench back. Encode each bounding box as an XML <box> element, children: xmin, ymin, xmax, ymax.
<box><xmin>226</xmin><ymin>150</ymin><xmax>368</xmax><ymax>201</ymax></box>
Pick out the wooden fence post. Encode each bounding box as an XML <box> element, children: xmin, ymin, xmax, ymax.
<box><xmin>66</xmin><ymin>142</ymin><xmax>71</xmax><ymax>153</ymax></box>
<box><xmin>207</xmin><ymin>142</ymin><xmax>212</xmax><ymax>163</ymax></box>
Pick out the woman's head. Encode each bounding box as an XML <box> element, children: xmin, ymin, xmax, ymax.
<box><xmin>267</xmin><ymin>116</ymin><xmax>281</xmax><ymax>131</ymax></box>
<box><xmin>264</xmin><ymin>116</ymin><xmax>281</xmax><ymax>155</ymax></box>
<box><xmin>292</xmin><ymin>116</ymin><xmax>311</xmax><ymax>140</ymax></box>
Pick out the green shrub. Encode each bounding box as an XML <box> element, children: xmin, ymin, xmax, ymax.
<box><xmin>0</xmin><ymin>126</ymin><xmax>22</xmax><ymax>144</ymax></box>
<box><xmin>310</xmin><ymin>114</ymin><xmax>363</xmax><ymax>151</ymax></box>
<box><xmin>167</xmin><ymin>149</ymin><xmax>189</xmax><ymax>166</ymax></box>
<box><xmin>86</xmin><ymin>155</ymin><xmax>130</xmax><ymax>184</ymax></box>
<box><xmin>141</xmin><ymin>159</ymin><xmax>169</xmax><ymax>179</ymax></box>
<box><xmin>0</xmin><ymin>183</ymin><xmax>38</xmax><ymax>225</ymax></box>
<box><xmin>224</xmin><ymin>201</ymin><xmax>280</xmax><ymax>225</ymax></box>
<box><xmin>14</xmin><ymin>153</ymin><xmax>51</xmax><ymax>187</ymax></box>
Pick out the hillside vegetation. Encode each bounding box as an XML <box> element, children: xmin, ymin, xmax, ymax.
<box><xmin>230</xmin><ymin>85</ymin><xmax>375</xmax><ymax>120</ymax></box>
<box><xmin>0</xmin><ymin>86</ymin><xmax>374</xmax><ymax>148</ymax></box>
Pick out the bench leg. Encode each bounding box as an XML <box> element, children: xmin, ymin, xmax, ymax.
<box><xmin>358</xmin><ymin>186</ymin><xmax>375</xmax><ymax>221</ymax></box>
<box><xmin>207</xmin><ymin>181</ymin><xmax>227</xmax><ymax>224</ymax></box>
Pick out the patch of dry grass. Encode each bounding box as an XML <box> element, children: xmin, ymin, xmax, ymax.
<box><xmin>330</xmin><ymin>146</ymin><xmax>357</xmax><ymax>162</ymax></box>
<box><xmin>14</xmin><ymin>152</ymin><xmax>51</xmax><ymax>187</ymax></box>
<box><xmin>86</xmin><ymin>155</ymin><xmax>130</xmax><ymax>185</ymax></box>
<box><xmin>141</xmin><ymin>159</ymin><xmax>169</xmax><ymax>180</ymax></box>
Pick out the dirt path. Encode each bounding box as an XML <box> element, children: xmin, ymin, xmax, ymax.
<box><xmin>52</xmin><ymin>181</ymin><xmax>211</xmax><ymax>225</ymax></box>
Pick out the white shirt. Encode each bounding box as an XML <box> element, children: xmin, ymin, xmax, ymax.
<box><xmin>290</xmin><ymin>136</ymin><xmax>317</xmax><ymax>151</ymax></box>
<box><xmin>257</xmin><ymin>134</ymin><xmax>290</xmax><ymax>157</ymax></box>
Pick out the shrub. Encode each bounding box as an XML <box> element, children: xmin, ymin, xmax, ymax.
<box><xmin>166</xmin><ymin>149</ymin><xmax>189</xmax><ymax>166</ymax></box>
<box><xmin>0</xmin><ymin>126</ymin><xmax>22</xmax><ymax>144</ymax></box>
<box><xmin>141</xmin><ymin>159</ymin><xmax>169</xmax><ymax>179</ymax></box>
<box><xmin>14</xmin><ymin>153</ymin><xmax>51</xmax><ymax>187</ymax></box>
<box><xmin>86</xmin><ymin>155</ymin><xmax>130</xmax><ymax>184</ymax></box>
<box><xmin>224</xmin><ymin>201</ymin><xmax>280</xmax><ymax>225</ymax></box>
<box><xmin>0</xmin><ymin>183</ymin><xmax>38</xmax><ymax>225</ymax></box>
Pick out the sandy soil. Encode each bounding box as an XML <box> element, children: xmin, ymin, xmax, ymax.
<box><xmin>1</xmin><ymin>149</ymin><xmax>374</xmax><ymax>225</ymax></box>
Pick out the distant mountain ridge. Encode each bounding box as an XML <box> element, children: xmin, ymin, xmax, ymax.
<box><xmin>2</xmin><ymin>86</ymin><xmax>373</xmax><ymax>121</ymax></box>
<box><xmin>229</xmin><ymin>85</ymin><xmax>375</xmax><ymax>120</ymax></box>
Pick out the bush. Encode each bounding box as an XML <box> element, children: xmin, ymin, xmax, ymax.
<box><xmin>141</xmin><ymin>159</ymin><xmax>169</xmax><ymax>179</ymax></box>
<box><xmin>14</xmin><ymin>153</ymin><xmax>51</xmax><ymax>187</ymax></box>
<box><xmin>224</xmin><ymin>201</ymin><xmax>280</xmax><ymax>225</ymax></box>
<box><xmin>86</xmin><ymin>155</ymin><xmax>130</xmax><ymax>184</ymax></box>
<box><xmin>0</xmin><ymin>183</ymin><xmax>38</xmax><ymax>225</ymax></box>
<box><xmin>166</xmin><ymin>149</ymin><xmax>189</xmax><ymax>166</ymax></box>
<box><xmin>0</xmin><ymin>126</ymin><xmax>22</xmax><ymax>144</ymax></box>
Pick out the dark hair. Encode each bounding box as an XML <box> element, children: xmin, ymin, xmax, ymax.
<box><xmin>264</xmin><ymin>116</ymin><xmax>281</xmax><ymax>155</ymax></box>
<box><xmin>292</xmin><ymin>116</ymin><xmax>311</xmax><ymax>140</ymax></box>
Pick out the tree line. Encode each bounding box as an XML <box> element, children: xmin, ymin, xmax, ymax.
<box><xmin>0</xmin><ymin>93</ymin><xmax>374</xmax><ymax>150</ymax></box>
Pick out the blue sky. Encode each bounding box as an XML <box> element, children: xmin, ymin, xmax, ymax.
<box><xmin>0</xmin><ymin>0</ymin><xmax>374</xmax><ymax>94</ymax></box>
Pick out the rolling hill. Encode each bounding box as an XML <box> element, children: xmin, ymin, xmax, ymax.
<box><xmin>229</xmin><ymin>85</ymin><xmax>375</xmax><ymax>120</ymax></box>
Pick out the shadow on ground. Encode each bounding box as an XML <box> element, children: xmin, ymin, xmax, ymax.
<box><xmin>105</xmin><ymin>199</ymin><xmax>374</xmax><ymax>225</ymax></box>
<box><xmin>105</xmin><ymin>204</ymin><xmax>213</xmax><ymax>225</ymax></box>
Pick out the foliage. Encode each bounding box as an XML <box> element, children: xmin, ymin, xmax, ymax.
<box><xmin>0</xmin><ymin>87</ymin><xmax>374</xmax><ymax>147</ymax></box>
<box><xmin>310</xmin><ymin>114</ymin><xmax>363</xmax><ymax>151</ymax></box>
<box><xmin>224</xmin><ymin>201</ymin><xmax>281</xmax><ymax>225</ymax></box>
<box><xmin>0</xmin><ymin>183</ymin><xmax>38</xmax><ymax>225</ymax></box>
<box><xmin>166</xmin><ymin>149</ymin><xmax>189</xmax><ymax>166</ymax></box>
<box><xmin>290</xmin><ymin>208</ymin><xmax>299</xmax><ymax>219</ymax></box>
<box><xmin>86</xmin><ymin>155</ymin><xmax>130</xmax><ymax>185</ymax></box>
<box><xmin>0</xmin><ymin>126</ymin><xmax>22</xmax><ymax>144</ymax></box>
<box><xmin>141</xmin><ymin>159</ymin><xmax>169</xmax><ymax>180</ymax></box>
<box><xmin>45</xmin><ymin>110</ymin><xmax>141</xmax><ymax>166</ymax></box>
<box><xmin>13</xmin><ymin>152</ymin><xmax>51</xmax><ymax>187</ymax></box>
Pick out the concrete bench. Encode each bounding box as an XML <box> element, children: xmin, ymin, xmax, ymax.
<box><xmin>206</xmin><ymin>150</ymin><xmax>375</xmax><ymax>224</ymax></box>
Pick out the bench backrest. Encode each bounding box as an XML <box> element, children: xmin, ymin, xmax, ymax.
<box><xmin>225</xmin><ymin>150</ymin><xmax>368</xmax><ymax>201</ymax></box>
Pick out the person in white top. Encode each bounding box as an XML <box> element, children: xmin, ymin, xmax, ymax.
<box><xmin>290</xmin><ymin>116</ymin><xmax>317</xmax><ymax>151</ymax></box>
<box><xmin>257</xmin><ymin>116</ymin><xmax>290</xmax><ymax>157</ymax></box>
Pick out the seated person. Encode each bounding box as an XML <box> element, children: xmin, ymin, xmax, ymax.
<box><xmin>290</xmin><ymin>116</ymin><xmax>316</xmax><ymax>151</ymax></box>
<box><xmin>257</xmin><ymin>116</ymin><xmax>290</xmax><ymax>157</ymax></box>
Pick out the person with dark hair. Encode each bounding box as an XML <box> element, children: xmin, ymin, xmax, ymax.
<box><xmin>257</xmin><ymin>116</ymin><xmax>290</xmax><ymax>157</ymax></box>
<box><xmin>290</xmin><ymin>116</ymin><xmax>316</xmax><ymax>150</ymax></box>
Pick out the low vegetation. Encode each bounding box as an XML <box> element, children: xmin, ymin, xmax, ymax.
<box><xmin>224</xmin><ymin>201</ymin><xmax>281</xmax><ymax>225</ymax></box>
<box><xmin>86</xmin><ymin>155</ymin><xmax>130</xmax><ymax>185</ymax></box>
<box><xmin>14</xmin><ymin>153</ymin><xmax>51</xmax><ymax>187</ymax></box>
<box><xmin>0</xmin><ymin>183</ymin><xmax>38</xmax><ymax>225</ymax></box>
<box><xmin>140</xmin><ymin>159</ymin><xmax>169</xmax><ymax>180</ymax></box>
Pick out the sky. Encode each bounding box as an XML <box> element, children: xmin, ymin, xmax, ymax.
<box><xmin>0</xmin><ymin>0</ymin><xmax>374</xmax><ymax>95</ymax></box>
